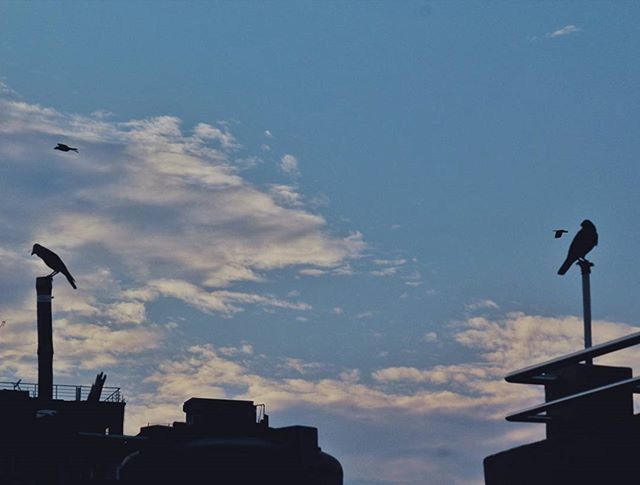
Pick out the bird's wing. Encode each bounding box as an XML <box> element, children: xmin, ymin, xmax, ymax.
<box><xmin>567</xmin><ymin>229</ymin><xmax>585</xmax><ymax>258</ymax></box>
<box><xmin>41</xmin><ymin>247</ymin><xmax>64</xmax><ymax>270</ymax></box>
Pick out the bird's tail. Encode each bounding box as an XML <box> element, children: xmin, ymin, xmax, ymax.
<box><xmin>558</xmin><ymin>258</ymin><xmax>574</xmax><ymax>275</ymax></box>
<box><xmin>71</xmin><ymin>148</ymin><xmax>79</xmax><ymax>153</ymax></box>
<box><xmin>62</xmin><ymin>270</ymin><xmax>77</xmax><ymax>289</ymax></box>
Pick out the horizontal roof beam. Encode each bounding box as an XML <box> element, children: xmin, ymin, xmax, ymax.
<box><xmin>506</xmin><ymin>331</ymin><xmax>640</xmax><ymax>384</ymax></box>
<box><xmin>506</xmin><ymin>376</ymin><xmax>640</xmax><ymax>423</ymax></box>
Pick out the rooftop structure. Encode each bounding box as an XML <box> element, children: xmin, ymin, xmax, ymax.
<box><xmin>485</xmin><ymin>329</ymin><xmax>640</xmax><ymax>483</ymax></box>
<box><xmin>0</xmin><ymin>276</ymin><xmax>342</xmax><ymax>484</ymax></box>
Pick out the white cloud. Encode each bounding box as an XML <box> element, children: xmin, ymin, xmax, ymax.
<box><xmin>373</xmin><ymin>258</ymin><xmax>407</xmax><ymax>266</ymax></box>
<box><xmin>131</xmin><ymin>310</ymin><xmax>592</xmax><ymax>427</ymax></box>
<box><xmin>355</xmin><ymin>311</ymin><xmax>374</xmax><ymax>319</ymax></box>
<box><xmin>218</xmin><ymin>344</ymin><xmax>253</xmax><ymax>356</ymax></box>
<box><xmin>280</xmin><ymin>154</ymin><xmax>299</xmax><ymax>175</ymax></box>
<box><xmin>371</xmin><ymin>257</ymin><xmax>407</xmax><ymax>276</ymax></box>
<box><xmin>193</xmin><ymin>123</ymin><xmax>238</xmax><ymax>150</ymax></box>
<box><xmin>466</xmin><ymin>299</ymin><xmax>500</xmax><ymax>311</ymax></box>
<box><xmin>423</xmin><ymin>331</ymin><xmax>438</xmax><ymax>343</ymax></box>
<box><xmin>281</xmin><ymin>357</ymin><xmax>323</xmax><ymax>375</ymax></box>
<box><xmin>546</xmin><ymin>25</ymin><xmax>580</xmax><ymax>38</ymax></box>
<box><xmin>269</xmin><ymin>184</ymin><xmax>303</xmax><ymax>207</ymax></box>
<box><xmin>0</xmin><ymin>90</ymin><xmax>364</xmax><ymax>318</ymax></box>
<box><xmin>104</xmin><ymin>301</ymin><xmax>146</xmax><ymax>324</ymax></box>
<box><xmin>124</xmin><ymin>278</ymin><xmax>311</xmax><ymax>315</ymax></box>
<box><xmin>114</xmin><ymin>310</ymin><xmax>640</xmax><ymax>483</ymax></box>
<box><xmin>298</xmin><ymin>268</ymin><xmax>327</xmax><ymax>276</ymax></box>
<box><xmin>371</xmin><ymin>267</ymin><xmax>398</xmax><ymax>277</ymax></box>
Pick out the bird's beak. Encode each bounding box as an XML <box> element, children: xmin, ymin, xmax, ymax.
<box><xmin>30</xmin><ymin>249</ymin><xmax>34</xmax><ymax>255</ymax></box>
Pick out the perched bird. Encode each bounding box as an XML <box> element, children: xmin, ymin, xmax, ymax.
<box><xmin>557</xmin><ymin>220</ymin><xmax>598</xmax><ymax>275</ymax></box>
<box><xmin>54</xmin><ymin>143</ymin><xmax>78</xmax><ymax>153</ymax></box>
<box><xmin>553</xmin><ymin>229</ymin><xmax>568</xmax><ymax>239</ymax></box>
<box><xmin>31</xmin><ymin>243</ymin><xmax>77</xmax><ymax>289</ymax></box>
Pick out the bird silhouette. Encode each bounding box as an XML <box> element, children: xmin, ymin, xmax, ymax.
<box><xmin>557</xmin><ymin>220</ymin><xmax>598</xmax><ymax>275</ymax></box>
<box><xmin>31</xmin><ymin>243</ymin><xmax>77</xmax><ymax>289</ymax></box>
<box><xmin>54</xmin><ymin>143</ymin><xmax>78</xmax><ymax>153</ymax></box>
<box><xmin>553</xmin><ymin>229</ymin><xmax>568</xmax><ymax>239</ymax></box>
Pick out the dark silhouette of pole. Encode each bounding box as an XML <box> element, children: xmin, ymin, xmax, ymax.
<box><xmin>578</xmin><ymin>260</ymin><xmax>594</xmax><ymax>364</ymax></box>
<box><xmin>36</xmin><ymin>277</ymin><xmax>53</xmax><ymax>401</ymax></box>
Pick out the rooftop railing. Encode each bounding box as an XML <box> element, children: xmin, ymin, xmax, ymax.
<box><xmin>0</xmin><ymin>381</ymin><xmax>123</xmax><ymax>402</ymax></box>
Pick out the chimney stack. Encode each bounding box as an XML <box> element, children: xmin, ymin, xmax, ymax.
<box><xmin>36</xmin><ymin>277</ymin><xmax>53</xmax><ymax>401</ymax></box>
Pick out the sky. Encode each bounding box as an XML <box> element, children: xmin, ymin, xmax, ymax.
<box><xmin>1</xmin><ymin>1</ymin><xmax>640</xmax><ymax>483</ymax></box>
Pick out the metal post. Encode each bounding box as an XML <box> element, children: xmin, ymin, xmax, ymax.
<box><xmin>577</xmin><ymin>260</ymin><xmax>594</xmax><ymax>364</ymax></box>
<box><xmin>36</xmin><ymin>277</ymin><xmax>53</xmax><ymax>401</ymax></box>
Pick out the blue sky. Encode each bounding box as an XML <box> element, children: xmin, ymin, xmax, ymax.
<box><xmin>2</xmin><ymin>2</ymin><xmax>640</xmax><ymax>483</ymax></box>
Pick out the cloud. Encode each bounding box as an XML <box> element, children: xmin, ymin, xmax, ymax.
<box><xmin>546</xmin><ymin>25</ymin><xmax>580</xmax><ymax>39</ymax></box>
<box><xmin>465</xmin><ymin>299</ymin><xmax>499</xmax><ymax>311</ymax></box>
<box><xmin>124</xmin><ymin>278</ymin><xmax>312</xmax><ymax>315</ymax></box>
<box><xmin>115</xmin><ymin>310</ymin><xmax>640</xmax><ymax>483</ymax></box>
<box><xmin>281</xmin><ymin>357</ymin><xmax>323</xmax><ymax>375</ymax></box>
<box><xmin>298</xmin><ymin>268</ymin><xmax>327</xmax><ymax>276</ymax></box>
<box><xmin>193</xmin><ymin>123</ymin><xmax>238</xmax><ymax>150</ymax></box>
<box><xmin>370</xmin><ymin>267</ymin><xmax>398</xmax><ymax>277</ymax></box>
<box><xmin>0</xmin><ymin>294</ymin><xmax>162</xmax><ymax>379</ymax></box>
<box><xmin>423</xmin><ymin>331</ymin><xmax>438</xmax><ymax>343</ymax></box>
<box><xmin>0</xmin><ymin>90</ymin><xmax>364</xmax><ymax>318</ymax></box>
<box><xmin>218</xmin><ymin>344</ymin><xmax>253</xmax><ymax>356</ymax></box>
<box><xmin>269</xmin><ymin>184</ymin><xmax>303</xmax><ymax>207</ymax></box>
<box><xmin>373</xmin><ymin>258</ymin><xmax>407</xmax><ymax>266</ymax></box>
<box><xmin>104</xmin><ymin>301</ymin><xmax>146</xmax><ymax>324</ymax></box>
<box><xmin>280</xmin><ymin>154</ymin><xmax>299</xmax><ymax>175</ymax></box>
<box><xmin>355</xmin><ymin>311</ymin><xmax>374</xmax><ymax>319</ymax></box>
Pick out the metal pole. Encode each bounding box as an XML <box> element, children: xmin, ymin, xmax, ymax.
<box><xmin>36</xmin><ymin>276</ymin><xmax>53</xmax><ymax>401</ymax></box>
<box><xmin>577</xmin><ymin>260</ymin><xmax>594</xmax><ymax>364</ymax></box>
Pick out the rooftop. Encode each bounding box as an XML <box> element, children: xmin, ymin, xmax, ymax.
<box><xmin>0</xmin><ymin>381</ymin><xmax>123</xmax><ymax>402</ymax></box>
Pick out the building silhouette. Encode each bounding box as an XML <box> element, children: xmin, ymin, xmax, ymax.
<box><xmin>484</xmin><ymin>332</ymin><xmax>640</xmax><ymax>484</ymax></box>
<box><xmin>0</xmin><ymin>277</ymin><xmax>342</xmax><ymax>484</ymax></box>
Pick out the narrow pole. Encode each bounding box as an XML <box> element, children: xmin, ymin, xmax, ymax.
<box><xmin>577</xmin><ymin>260</ymin><xmax>594</xmax><ymax>364</ymax></box>
<box><xmin>36</xmin><ymin>276</ymin><xmax>53</xmax><ymax>401</ymax></box>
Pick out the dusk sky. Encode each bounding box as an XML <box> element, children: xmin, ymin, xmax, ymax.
<box><xmin>2</xmin><ymin>2</ymin><xmax>640</xmax><ymax>484</ymax></box>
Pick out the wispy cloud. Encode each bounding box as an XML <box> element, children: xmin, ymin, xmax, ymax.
<box><xmin>466</xmin><ymin>299</ymin><xmax>499</xmax><ymax>311</ymax></box>
<box><xmin>279</xmin><ymin>153</ymin><xmax>300</xmax><ymax>175</ymax></box>
<box><xmin>546</xmin><ymin>24</ymin><xmax>580</xmax><ymax>39</ymax></box>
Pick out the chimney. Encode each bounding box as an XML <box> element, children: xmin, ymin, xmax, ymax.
<box><xmin>36</xmin><ymin>277</ymin><xmax>53</xmax><ymax>401</ymax></box>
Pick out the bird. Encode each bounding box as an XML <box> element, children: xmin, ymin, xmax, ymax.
<box><xmin>31</xmin><ymin>243</ymin><xmax>77</xmax><ymax>289</ymax></box>
<box><xmin>553</xmin><ymin>229</ymin><xmax>568</xmax><ymax>239</ymax></box>
<box><xmin>54</xmin><ymin>143</ymin><xmax>78</xmax><ymax>153</ymax></box>
<box><xmin>557</xmin><ymin>220</ymin><xmax>598</xmax><ymax>275</ymax></box>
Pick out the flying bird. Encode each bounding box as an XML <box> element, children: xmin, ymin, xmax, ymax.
<box><xmin>557</xmin><ymin>220</ymin><xmax>598</xmax><ymax>275</ymax></box>
<box><xmin>31</xmin><ymin>243</ymin><xmax>77</xmax><ymax>289</ymax></box>
<box><xmin>54</xmin><ymin>143</ymin><xmax>78</xmax><ymax>153</ymax></box>
<box><xmin>553</xmin><ymin>229</ymin><xmax>568</xmax><ymax>239</ymax></box>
